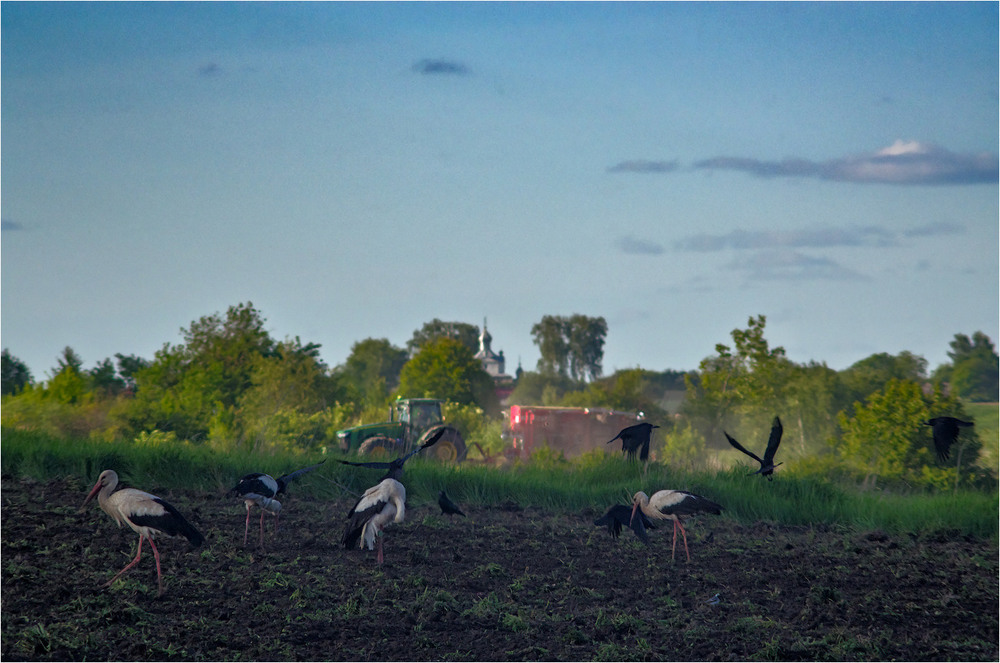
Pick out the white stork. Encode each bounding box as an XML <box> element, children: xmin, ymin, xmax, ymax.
<box><xmin>82</xmin><ymin>469</ymin><xmax>204</xmax><ymax>596</ymax></box>
<box><xmin>229</xmin><ymin>460</ymin><xmax>325</xmax><ymax>546</ymax></box>
<box><xmin>630</xmin><ymin>489</ymin><xmax>722</xmax><ymax>562</ymax></box>
<box><xmin>341</xmin><ymin>478</ymin><xmax>406</xmax><ymax>565</ymax></box>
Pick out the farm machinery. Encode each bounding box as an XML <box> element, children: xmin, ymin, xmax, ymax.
<box><xmin>506</xmin><ymin>404</ymin><xmax>647</xmax><ymax>459</ymax></box>
<box><xmin>335</xmin><ymin>398</ymin><xmax>468</xmax><ymax>463</ymax></box>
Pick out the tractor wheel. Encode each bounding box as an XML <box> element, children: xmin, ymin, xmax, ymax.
<box><xmin>358</xmin><ymin>436</ymin><xmax>403</xmax><ymax>458</ymax></box>
<box><xmin>421</xmin><ymin>426</ymin><xmax>468</xmax><ymax>463</ymax></box>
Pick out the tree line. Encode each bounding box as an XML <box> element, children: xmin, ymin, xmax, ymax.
<box><xmin>1</xmin><ymin>303</ymin><xmax>996</xmax><ymax>490</ymax></box>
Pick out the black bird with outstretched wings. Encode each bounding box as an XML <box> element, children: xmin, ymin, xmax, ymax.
<box><xmin>339</xmin><ymin>427</ymin><xmax>447</xmax><ymax>482</ymax></box>
<box><xmin>923</xmin><ymin>416</ymin><xmax>974</xmax><ymax>462</ymax></box>
<box><xmin>724</xmin><ymin>416</ymin><xmax>783</xmax><ymax>480</ymax></box>
<box><xmin>594</xmin><ymin>504</ymin><xmax>654</xmax><ymax>545</ymax></box>
<box><xmin>606</xmin><ymin>422</ymin><xmax>659</xmax><ymax>461</ymax></box>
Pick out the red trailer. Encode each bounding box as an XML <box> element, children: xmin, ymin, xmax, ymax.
<box><xmin>507</xmin><ymin>405</ymin><xmax>646</xmax><ymax>459</ymax></box>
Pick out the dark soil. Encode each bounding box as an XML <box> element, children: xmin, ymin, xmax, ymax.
<box><xmin>2</xmin><ymin>475</ymin><xmax>997</xmax><ymax>661</ymax></box>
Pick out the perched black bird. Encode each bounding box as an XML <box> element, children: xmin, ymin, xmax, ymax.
<box><xmin>438</xmin><ymin>490</ymin><xmax>466</xmax><ymax>517</ymax></box>
<box><xmin>229</xmin><ymin>460</ymin><xmax>326</xmax><ymax>544</ymax></box>
<box><xmin>594</xmin><ymin>504</ymin><xmax>654</xmax><ymax>545</ymax></box>
<box><xmin>923</xmin><ymin>416</ymin><xmax>975</xmax><ymax>462</ymax></box>
<box><xmin>339</xmin><ymin>427</ymin><xmax>447</xmax><ymax>482</ymax></box>
<box><xmin>724</xmin><ymin>416</ymin><xmax>783</xmax><ymax>480</ymax></box>
<box><xmin>606</xmin><ymin>422</ymin><xmax>659</xmax><ymax>461</ymax></box>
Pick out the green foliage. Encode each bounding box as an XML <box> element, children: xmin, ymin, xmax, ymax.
<box><xmin>530</xmin><ymin>314</ymin><xmax>607</xmax><ymax>381</ymax></box>
<box><xmin>407</xmin><ymin>319</ymin><xmax>480</xmax><ymax>356</ymax></box>
<box><xmin>835</xmin><ymin>379</ymin><xmax>982</xmax><ymax>490</ymax></box>
<box><xmin>5</xmin><ymin>427</ymin><xmax>995</xmax><ymax>538</ymax></box>
<box><xmin>338</xmin><ymin>338</ymin><xmax>408</xmax><ymax>407</ymax></box>
<box><xmin>684</xmin><ymin>315</ymin><xmax>795</xmax><ymax>445</ymax></box>
<box><xmin>840</xmin><ymin>351</ymin><xmax>928</xmax><ymax>407</ymax></box>
<box><xmin>398</xmin><ymin>337</ymin><xmax>499</xmax><ymax>416</ymax></box>
<box><xmin>2</xmin><ymin>349</ymin><xmax>33</xmax><ymax>395</ymax></box>
<box><xmin>933</xmin><ymin>331</ymin><xmax>999</xmax><ymax>402</ymax></box>
<box><xmin>659</xmin><ymin>420</ymin><xmax>707</xmax><ymax>471</ymax></box>
<box><xmin>559</xmin><ymin>368</ymin><xmax>669</xmax><ymax>421</ymax></box>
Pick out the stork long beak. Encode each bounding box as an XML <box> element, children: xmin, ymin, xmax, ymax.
<box><xmin>629</xmin><ymin>501</ymin><xmax>639</xmax><ymax>527</ymax></box>
<box><xmin>81</xmin><ymin>481</ymin><xmax>102</xmax><ymax>508</ymax></box>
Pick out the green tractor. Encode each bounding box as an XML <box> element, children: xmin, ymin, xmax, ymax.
<box><xmin>335</xmin><ymin>398</ymin><xmax>468</xmax><ymax>463</ymax></box>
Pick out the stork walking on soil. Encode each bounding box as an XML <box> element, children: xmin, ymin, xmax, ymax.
<box><xmin>229</xmin><ymin>460</ymin><xmax>326</xmax><ymax>546</ymax></box>
<box><xmin>724</xmin><ymin>416</ymin><xmax>784</xmax><ymax>480</ymax></box>
<box><xmin>607</xmin><ymin>422</ymin><xmax>659</xmax><ymax>461</ymax></box>
<box><xmin>630</xmin><ymin>490</ymin><xmax>722</xmax><ymax>562</ymax></box>
<box><xmin>342</xmin><ymin>478</ymin><xmax>406</xmax><ymax>565</ymax></box>
<box><xmin>82</xmin><ymin>469</ymin><xmax>204</xmax><ymax>596</ymax></box>
<box><xmin>923</xmin><ymin>416</ymin><xmax>975</xmax><ymax>462</ymax></box>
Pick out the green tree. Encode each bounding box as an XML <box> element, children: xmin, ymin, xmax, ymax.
<box><xmin>339</xmin><ymin>338</ymin><xmax>408</xmax><ymax>406</ymax></box>
<box><xmin>398</xmin><ymin>337</ymin><xmax>500</xmax><ymax>416</ymax></box>
<box><xmin>506</xmin><ymin>370</ymin><xmax>579</xmax><ymax>406</ymax></box>
<box><xmin>114</xmin><ymin>353</ymin><xmax>150</xmax><ymax>391</ymax></box>
<box><xmin>88</xmin><ymin>358</ymin><xmax>126</xmax><ymax>396</ymax></box>
<box><xmin>119</xmin><ymin>302</ymin><xmax>278</xmax><ymax>440</ymax></box>
<box><xmin>560</xmin><ymin>368</ymin><xmax>669</xmax><ymax>421</ymax></box>
<box><xmin>836</xmin><ymin>379</ymin><xmax>981</xmax><ymax>489</ymax></box>
<box><xmin>934</xmin><ymin>332</ymin><xmax>999</xmax><ymax>402</ymax></box>
<box><xmin>407</xmin><ymin>319</ymin><xmax>480</xmax><ymax>356</ymax></box>
<box><xmin>683</xmin><ymin>315</ymin><xmax>792</xmax><ymax>445</ymax></box>
<box><xmin>1</xmin><ymin>349</ymin><xmax>32</xmax><ymax>395</ymax></box>
<box><xmin>840</xmin><ymin>351</ymin><xmax>927</xmax><ymax>408</ymax></box>
<box><xmin>238</xmin><ymin>337</ymin><xmax>348</xmax><ymax>451</ymax></box>
<box><xmin>531</xmin><ymin>314</ymin><xmax>607</xmax><ymax>381</ymax></box>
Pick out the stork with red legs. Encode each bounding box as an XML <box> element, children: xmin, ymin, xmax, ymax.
<box><xmin>630</xmin><ymin>490</ymin><xmax>722</xmax><ymax>562</ymax></box>
<box><xmin>341</xmin><ymin>477</ymin><xmax>406</xmax><ymax>565</ymax></box>
<box><xmin>229</xmin><ymin>460</ymin><xmax>325</xmax><ymax>546</ymax></box>
<box><xmin>82</xmin><ymin>469</ymin><xmax>204</xmax><ymax>596</ymax></box>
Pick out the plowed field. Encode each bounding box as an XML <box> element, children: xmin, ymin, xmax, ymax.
<box><xmin>2</xmin><ymin>476</ymin><xmax>997</xmax><ymax>661</ymax></box>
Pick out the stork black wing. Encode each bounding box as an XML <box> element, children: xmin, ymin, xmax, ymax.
<box><xmin>724</xmin><ymin>432</ymin><xmax>764</xmax><ymax>464</ymax></box>
<box><xmin>339</xmin><ymin>459</ymin><xmax>392</xmax><ymax>470</ymax></box>
<box><xmin>276</xmin><ymin>460</ymin><xmax>326</xmax><ymax>491</ymax></box>
<box><xmin>762</xmin><ymin>417</ymin><xmax>783</xmax><ymax>464</ymax></box>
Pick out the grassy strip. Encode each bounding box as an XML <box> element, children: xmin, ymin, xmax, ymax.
<box><xmin>3</xmin><ymin>428</ymin><xmax>996</xmax><ymax>538</ymax></box>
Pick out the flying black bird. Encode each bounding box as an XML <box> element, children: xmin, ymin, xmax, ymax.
<box><xmin>607</xmin><ymin>422</ymin><xmax>659</xmax><ymax>461</ymax></box>
<box><xmin>438</xmin><ymin>490</ymin><xmax>466</xmax><ymax>517</ymax></box>
<box><xmin>724</xmin><ymin>416</ymin><xmax>783</xmax><ymax>480</ymax></box>
<box><xmin>923</xmin><ymin>416</ymin><xmax>975</xmax><ymax>462</ymax></box>
<box><xmin>339</xmin><ymin>427</ymin><xmax>447</xmax><ymax>482</ymax></box>
<box><xmin>594</xmin><ymin>504</ymin><xmax>654</xmax><ymax>545</ymax></box>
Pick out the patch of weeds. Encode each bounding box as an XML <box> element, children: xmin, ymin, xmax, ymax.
<box><xmin>501</xmin><ymin>611</ymin><xmax>528</xmax><ymax>632</ymax></box>
<box><xmin>562</xmin><ymin>626</ymin><xmax>589</xmax><ymax>645</ymax></box>
<box><xmin>462</xmin><ymin>591</ymin><xmax>503</xmax><ymax>620</ymax></box>
<box><xmin>809</xmin><ymin>584</ymin><xmax>842</xmax><ymax>604</ymax></box>
<box><xmin>411</xmin><ymin>588</ymin><xmax>459</xmax><ymax>621</ymax></box>
<box><xmin>471</xmin><ymin>562</ymin><xmax>505</xmax><ymax>579</ymax></box>
<box><xmin>15</xmin><ymin>624</ymin><xmax>54</xmax><ymax>656</ymax></box>
<box><xmin>258</xmin><ymin>571</ymin><xmax>290</xmax><ymax>589</ymax></box>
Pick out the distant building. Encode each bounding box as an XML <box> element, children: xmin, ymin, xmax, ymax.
<box><xmin>475</xmin><ymin>319</ymin><xmax>514</xmax><ymax>403</ymax></box>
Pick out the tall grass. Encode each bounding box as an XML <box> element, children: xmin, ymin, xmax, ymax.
<box><xmin>3</xmin><ymin>428</ymin><xmax>996</xmax><ymax>539</ymax></box>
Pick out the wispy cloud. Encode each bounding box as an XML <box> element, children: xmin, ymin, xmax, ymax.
<box><xmin>198</xmin><ymin>62</ymin><xmax>222</xmax><ymax>77</ymax></box>
<box><xmin>607</xmin><ymin>160</ymin><xmax>678</xmax><ymax>174</ymax></box>
<box><xmin>903</xmin><ymin>221</ymin><xmax>964</xmax><ymax>238</ymax></box>
<box><xmin>675</xmin><ymin>226</ymin><xmax>899</xmax><ymax>252</ymax></box>
<box><xmin>1</xmin><ymin>219</ymin><xmax>24</xmax><ymax>232</ymax></box>
<box><xmin>412</xmin><ymin>59</ymin><xmax>470</xmax><ymax>76</ymax></box>
<box><xmin>728</xmin><ymin>249</ymin><xmax>868</xmax><ymax>282</ymax></box>
<box><xmin>617</xmin><ymin>235</ymin><xmax>665</xmax><ymax>255</ymax></box>
<box><xmin>693</xmin><ymin>141</ymin><xmax>998</xmax><ymax>185</ymax></box>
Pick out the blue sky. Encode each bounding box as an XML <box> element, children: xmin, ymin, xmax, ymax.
<box><xmin>2</xmin><ymin>2</ymin><xmax>997</xmax><ymax>381</ymax></box>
